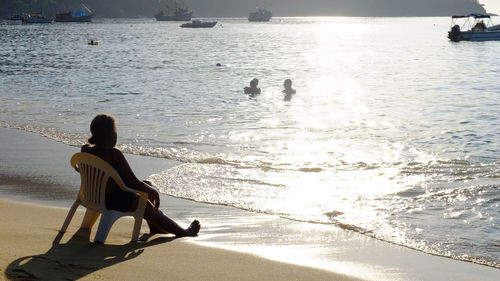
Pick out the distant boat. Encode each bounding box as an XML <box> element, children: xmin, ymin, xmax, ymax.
<box><xmin>248</xmin><ymin>8</ymin><xmax>272</xmax><ymax>22</ymax></box>
<box><xmin>155</xmin><ymin>1</ymin><xmax>192</xmax><ymax>21</ymax></box>
<box><xmin>22</xmin><ymin>12</ymin><xmax>53</xmax><ymax>24</ymax></box>
<box><xmin>448</xmin><ymin>14</ymin><xmax>500</xmax><ymax>41</ymax></box>
<box><xmin>55</xmin><ymin>4</ymin><xmax>93</xmax><ymax>22</ymax></box>
<box><xmin>180</xmin><ymin>20</ymin><xmax>217</xmax><ymax>28</ymax></box>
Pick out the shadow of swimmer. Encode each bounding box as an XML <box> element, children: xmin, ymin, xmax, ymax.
<box><xmin>5</xmin><ymin>229</ymin><xmax>175</xmax><ymax>280</ymax></box>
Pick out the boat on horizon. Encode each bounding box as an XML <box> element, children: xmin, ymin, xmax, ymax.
<box><xmin>448</xmin><ymin>14</ymin><xmax>500</xmax><ymax>41</ymax></box>
<box><xmin>248</xmin><ymin>7</ymin><xmax>272</xmax><ymax>22</ymax></box>
<box><xmin>180</xmin><ymin>20</ymin><xmax>217</xmax><ymax>28</ymax></box>
<box><xmin>155</xmin><ymin>1</ymin><xmax>192</xmax><ymax>21</ymax></box>
<box><xmin>22</xmin><ymin>12</ymin><xmax>53</xmax><ymax>24</ymax></box>
<box><xmin>55</xmin><ymin>4</ymin><xmax>93</xmax><ymax>22</ymax></box>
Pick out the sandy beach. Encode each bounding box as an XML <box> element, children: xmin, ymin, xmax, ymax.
<box><xmin>0</xmin><ymin>197</ymin><xmax>357</xmax><ymax>281</ymax></box>
<box><xmin>1</xmin><ymin>127</ymin><xmax>499</xmax><ymax>281</ymax></box>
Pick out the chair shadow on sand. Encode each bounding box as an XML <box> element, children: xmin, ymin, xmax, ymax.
<box><xmin>5</xmin><ymin>229</ymin><xmax>175</xmax><ymax>280</ymax></box>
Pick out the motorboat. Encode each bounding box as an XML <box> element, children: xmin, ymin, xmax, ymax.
<box><xmin>55</xmin><ymin>4</ymin><xmax>93</xmax><ymax>22</ymax></box>
<box><xmin>448</xmin><ymin>14</ymin><xmax>500</xmax><ymax>41</ymax></box>
<box><xmin>22</xmin><ymin>12</ymin><xmax>53</xmax><ymax>24</ymax></box>
<box><xmin>248</xmin><ymin>8</ymin><xmax>272</xmax><ymax>22</ymax></box>
<box><xmin>180</xmin><ymin>20</ymin><xmax>217</xmax><ymax>28</ymax></box>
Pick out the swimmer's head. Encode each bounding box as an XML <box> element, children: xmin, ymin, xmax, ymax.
<box><xmin>284</xmin><ymin>79</ymin><xmax>292</xmax><ymax>89</ymax></box>
<box><xmin>250</xmin><ymin>78</ymin><xmax>259</xmax><ymax>87</ymax></box>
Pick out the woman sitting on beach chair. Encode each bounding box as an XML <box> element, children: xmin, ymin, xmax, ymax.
<box><xmin>81</xmin><ymin>114</ymin><xmax>200</xmax><ymax>237</ymax></box>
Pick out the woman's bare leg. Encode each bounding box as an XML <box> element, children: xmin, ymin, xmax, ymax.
<box><xmin>144</xmin><ymin>204</ymin><xmax>200</xmax><ymax>237</ymax></box>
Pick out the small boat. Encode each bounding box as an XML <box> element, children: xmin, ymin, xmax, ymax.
<box><xmin>22</xmin><ymin>12</ymin><xmax>53</xmax><ymax>24</ymax></box>
<box><xmin>155</xmin><ymin>1</ymin><xmax>192</xmax><ymax>21</ymax></box>
<box><xmin>248</xmin><ymin>7</ymin><xmax>272</xmax><ymax>22</ymax></box>
<box><xmin>88</xmin><ymin>40</ymin><xmax>98</xmax><ymax>45</ymax></box>
<box><xmin>448</xmin><ymin>14</ymin><xmax>500</xmax><ymax>41</ymax></box>
<box><xmin>180</xmin><ymin>20</ymin><xmax>217</xmax><ymax>28</ymax></box>
<box><xmin>55</xmin><ymin>4</ymin><xmax>93</xmax><ymax>22</ymax></box>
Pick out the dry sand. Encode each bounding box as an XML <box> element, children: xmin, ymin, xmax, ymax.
<box><xmin>0</xmin><ymin>197</ymin><xmax>358</xmax><ymax>281</ymax></box>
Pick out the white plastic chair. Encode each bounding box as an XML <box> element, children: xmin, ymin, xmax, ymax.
<box><xmin>60</xmin><ymin>152</ymin><xmax>149</xmax><ymax>243</ymax></box>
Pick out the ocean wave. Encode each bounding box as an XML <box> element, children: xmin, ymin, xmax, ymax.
<box><xmin>0</xmin><ymin>121</ymin><xmax>87</xmax><ymax>147</ymax></box>
<box><xmin>146</xmin><ymin>159</ymin><xmax>500</xmax><ymax>269</ymax></box>
<box><xmin>2</xmin><ymin>120</ymin><xmax>497</xmax><ymax>180</ymax></box>
<box><xmin>147</xmin><ymin>161</ymin><xmax>500</xmax><ymax>268</ymax></box>
<box><xmin>0</xmin><ymin>121</ymin><xmax>333</xmax><ymax>174</ymax></box>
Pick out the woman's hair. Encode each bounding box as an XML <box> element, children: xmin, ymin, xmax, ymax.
<box><xmin>88</xmin><ymin>114</ymin><xmax>116</xmax><ymax>145</ymax></box>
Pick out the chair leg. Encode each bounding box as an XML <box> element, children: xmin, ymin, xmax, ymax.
<box><xmin>94</xmin><ymin>210</ymin><xmax>122</xmax><ymax>243</ymax></box>
<box><xmin>81</xmin><ymin>209</ymin><xmax>100</xmax><ymax>229</ymax></box>
<box><xmin>131</xmin><ymin>195</ymin><xmax>147</xmax><ymax>242</ymax></box>
<box><xmin>131</xmin><ymin>216</ymin><xmax>143</xmax><ymax>242</ymax></box>
<box><xmin>60</xmin><ymin>200</ymin><xmax>80</xmax><ymax>233</ymax></box>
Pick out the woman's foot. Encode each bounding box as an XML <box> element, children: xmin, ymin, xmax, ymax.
<box><xmin>186</xmin><ymin>220</ymin><xmax>201</xmax><ymax>237</ymax></box>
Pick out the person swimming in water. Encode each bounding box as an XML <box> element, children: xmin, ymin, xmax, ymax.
<box><xmin>244</xmin><ymin>78</ymin><xmax>261</xmax><ymax>97</ymax></box>
<box><xmin>282</xmin><ymin>79</ymin><xmax>296</xmax><ymax>101</ymax></box>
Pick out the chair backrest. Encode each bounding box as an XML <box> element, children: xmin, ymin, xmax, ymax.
<box><xmin>70</xmin><ymin>152</ymin><xmax>128</xmax><ymax>211</ymax></box>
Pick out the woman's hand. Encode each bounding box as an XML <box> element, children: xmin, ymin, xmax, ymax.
<box><xmin>144</xmin><ymin>181</ymin><xmax>160</xmax><ymax>210</ymax></box>
<box><xmin>148</xmin><ymin>189</ymin><xmax>160</xmax><ymax>210</ymax></box>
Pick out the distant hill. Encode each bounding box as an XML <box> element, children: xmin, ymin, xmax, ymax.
<box><xmin>1</xmin><ymin>0</ymin><xmax>486</xmax><ymax>18</ymax></box>
<box><xmin>187</xmin><ymin>0</ymin><xmax>487</xmax><ymax>17</ymax></box>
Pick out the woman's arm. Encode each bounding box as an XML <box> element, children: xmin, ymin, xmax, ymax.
<box><xmin>112</xmin><ymin>149</ymin><xmax>160</xmax><ymax>209</ymax></box>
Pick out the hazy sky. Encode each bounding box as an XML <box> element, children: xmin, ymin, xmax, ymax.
<box><xmin>480</xmin><ymin>0</ymin><xmax>500</xmax><ymax>13</ymax></box>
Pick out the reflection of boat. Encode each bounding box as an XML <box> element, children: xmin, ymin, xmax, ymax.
<box><xmin>155</xmin><ymin>1</ymin><xmax>192</xmax><ymax>21</ymax></box>
<box><xmin>448</xmin><ymin>14</ymin><xmax>500</xmax><ymax>41</ymax></box>
<box><xmin>248</xmin><ymin>7</ymin><xmax>272</xmax><ymax>22</ymax></box>
<box><xmin>22</xmin><ymin>12</ymin><xmax>53</xmax><ymax>24</ymax></box>
<box><xmin>55</xmin><ymin>4</ymin><xmax>93</xmax><ymax>22</ymax></box>
<box><xmin>180</xmin><ymin>20</ymin><xmax>217</xmax><ymax>28</ymax></box>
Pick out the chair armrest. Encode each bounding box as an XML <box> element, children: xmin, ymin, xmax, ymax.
<box><xmin>119</xmin><ymin>185</ymin><xmax>149</xmax><ymax>198</ymax></box>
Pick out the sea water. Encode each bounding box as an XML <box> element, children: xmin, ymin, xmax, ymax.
<box><xmin>0</xmin><ymin>17</ymin><xmax>499</xmax><ymax>268</ymax></box>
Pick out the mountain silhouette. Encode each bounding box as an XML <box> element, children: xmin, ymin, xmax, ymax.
<box><xmin>2</xmin><ymin>0</ymin><xmax>486</xmax><ymax>18</ymax></box>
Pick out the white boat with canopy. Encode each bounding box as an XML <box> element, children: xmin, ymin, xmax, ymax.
<box><xmin>448</xmin><ymin>14</ymin><xmax>500</xmax><ymax>41</ymax></box>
